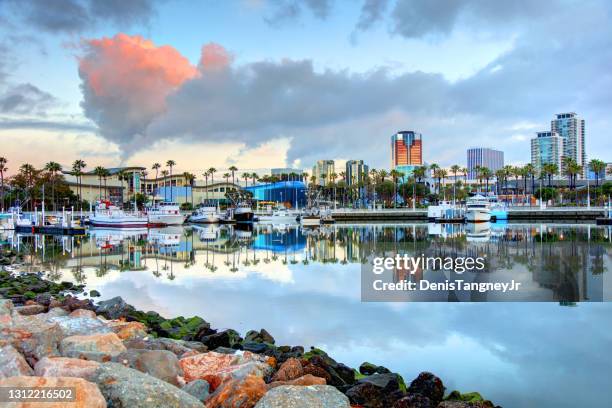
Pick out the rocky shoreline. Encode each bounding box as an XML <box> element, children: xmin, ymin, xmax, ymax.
<box><xmin>1</xmin><ymin>249</ymin><xmax>499</xmax><ymax>407</ymax></box>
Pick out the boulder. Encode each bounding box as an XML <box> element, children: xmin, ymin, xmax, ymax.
<box><xmin>34</xmin><ymin>356</ymin><xmax>100</xmax><ymax>378</ymax></box>
<box><xmin>205</xmin><ymin>374</ymin><xmax>267</xmax><ymax>408</ymax></box>
<box><xmin>438</xmin><ymin>402</ymin><xmax>494</xmax><ymax>408</ymax></box>
<box><xmin>90</xmin><ymin>289</ymin><xmax>101</xmax><ymax>297</ymax></box>
<box><xmin>95</xmin><ymin>296</ymin><xmax>135</xmax><ymax>320</ymax></box>
<box><xmin>271</xmin><ymin>357</ymin><xmax>303</xmax><ymax>382</ymax></box>
<box><xmin>407</xmin><ymin>372</ymin><xmax>445</xmax><ymax>406</ymax></box>
<box><xmin>70</xmin><ymin>309</ymin><xmax>97</xmax><ymax>318</ymax></box>
<box><xmin>359</xmin><ymin>361</ymin><xmax>391</xmax><ymax>376</ymax></box>
<box><xmin>254</xmin><ymin>384</ymin><xmax>350</xmax><ymax>408</ymax></box>
<box><xmin>267</xmin><ymin>374</ymin><xmax>327</xmax><ymax>390</ymax></box>
<box><xmin>90</xmin><ymin>362</ymin><xmax>202</xmax><ymax>407</ymax></box>
<box><xmin>117</xmin><ymin>349</ymin><xmax>182</xmax><ymax>386</ymax></box>
<box><xmin>47</xmin><ymin>316</ymin><xmax>112</xmax><ymax>337</ymax></box>
<box><xmin>244</xmin><ymin>329</ymin><xmax>275</xmax><ymax>344</ymax></box>
<box><xmin>345</xmin><ymin>373</ymin><xmax>407</xmax><ymax>408</ymax></box>
<box><xmin>60</xmin><ymin>332</ymin><xmax>127</xmax><ymax>362</ymax></box>
<box><xmin>0</xmin><ymin>376</ymin><xmax>106</xmax><ymax>408</ymax></box>
<box><xmin>108</xmin><ymin>320</ymin><xmax>148</xmax><ymax>340</ymax></box>
<box><xmin>1</xmin><ymin>316</ymin><xmax>62</xmax><ymax>363</ymax></box>
<box><xmin>182</xmin><ymin>379</ymin><xmax>210</xmax><ymax>402</ymax></box>
<box><xmin>15</xmin><ymin>304</ymin><xmax>46</xmax><ymax>316</ymax></box>
<box><xmin>0</xmin><ymin>345</ymin><xmax>34</xmax><ymax>378</ymax></box>
<box><xmin>197</xmin><ymin>329</ymin><xmax>243</xmax><ymax>350</ymax></box>
<box><xmin>393</xmin><ymin>394</ymin><xmax>435</xmax><ymax>408</ymax></box>
<box><xmin>0</xmin><ymin>299</ymin><xmax>14</xmax><ymax>327</ymax></box>
<box><xmin>124</xmin><ymin>337</ymin><xmax>207</xmax><ymax>357</ymax></box>
<box><xmin>47</xmin><ymin>307</ymin><xmax>70</xmax><ymax>317</ymax></box>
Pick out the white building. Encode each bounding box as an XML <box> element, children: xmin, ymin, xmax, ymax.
<box><xmin>551</xmin><ymin>112</ymin><xmax>586</xmax><ymax>177</ymax></box>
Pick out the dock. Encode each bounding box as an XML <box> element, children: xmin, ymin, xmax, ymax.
<box><xmin>15</xmin><ymin>225</ymin><xmax>87</xmax><ymax>235</ymax></box>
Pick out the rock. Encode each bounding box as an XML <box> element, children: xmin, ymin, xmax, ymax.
<box><xmin>182</xmin><ymin>379</ymin><xmax>210</xmax><ymax>402</ymax></box>
<box><xmin>0</xmin><ymin>376</ymin><xmax>106</xmax><ymax>407</ymax></box>
<box><xmin>118</xmin><ymin>349</ymin><xmax>182</xmax><ymax>386</ymax></box>
<box><xmin>244</xmin><ymin>328</ymin><xmax>275</xmax><ymax>344</ymax></box>
<box><xmin>254</xmin><ymin>384</ymin><xmax>350</xmax><ymax>408</ymax></box>
<box><xmin>271</xmin><ymin>357</ymin><xmax>303</xmax><ymax>382</ymax></box>
<box><xmin>47</xmin><ymin>307</ymin><xmax>70</xmax><ymax>317</ymax></box>
<box><xmin>303</xmin><ymin>355</ymin><xmax>350</xmax><ymax>387</ymax></box>
<box><xmin>242</xmin><ymin>341</ymin><xmax>272</xmax><ymax>354</ymax></box>
<box><xmin>60</xmin><ymin>332</ymin><xmax>127</xmax><ymax>362</ymax></box>
<box><xmin>408</xmin><ymin>372</ymin><xmax>445</xmax><ymax>406</ymax></box>
<box><xmin>359</xmin><ymin>361</ymin><xmax>391</xmax><ymax>376</ymax></box>
<box><xmin>34</xmin><ymin>293</ymin><xmax>54</xmax><ymax>306</ymax></box>
<box><xmin>267</xmin><ymin>374</ymin><xmax>327</xmax><ymax>390</ymax></box>
<box><xmin>345</xmin><ymin>373</ymin><xmax>407</xmax><ymax>408</ymax></box>
<box><xmin>0</xmin><ymin>299</ymin><xmax>14</xmax><ymax>327</ymax></box>
<box><xmin>90</xmin><ymin>289</ymin><xmax>101</xmax><ymax>297</ymax></box>
<box><xmin>393</xmin><ymin>394</ymin><xmax>434</xmax><ymax>408</ymax></box>
<box><xmin>90</xmin><ymin>362</ymin><xmax>202</xmax><ymax>407</ymax></box>
<box><xmin>47</xmin><ymin>316</ymin><xmax>112</xmax><ymax>337</ymax></box>
<box><xmin>15</xmin><ymin>304</ymin><xmax>46</xmax><ymax>315</ymax></box>
<box><xmin>442</xmin><ymin>391</ymin><xmax>494</xmax><ymax>408</ymax></box>
<box><xmin>0</xmin><ymin>345</ymin><xmax>34</xmax><ymax>378</ymax></box>
<box><xmin>70</xmin><ymin>309</ymin><xmax>97</xmax><ymax>318</ymax></box>
<box><xmin>205</xmin><ymin>374</ymin><xmax>267</xmax><ymax>408</ymax></box>
<box><xmin>438</xmin><ymin>402</ymin><xmax>493</xmax><ymax>408</ymax></box>
<box><xmin>34</xmin><ymin>356</ymin><xmax>100</xmax><ymax>378</ymax></box>
<box><xmin>61</xmin><ymin>295</ymin><xmax>94</xmax><ymax>312</ymax></box>
<box><xmin>179</xmin><ymin>351</ymin><xmax>273</xmax><ymax>389</ymax></box>
<box><xmin>95</xmin><ymin>296</ymin><xmax>135</xmax><ymax>320</ymax></box>
<box><xmin>1</xmin><ymin>316</ymin><xmax>62</xmax><ymax>363</ymax></box>
<box><xmin>108</xmin><ymin>320</ymin><xmax>148</xmax><ymax>340</ymax></box>
<box><xmin>302</xmin><ymin>363</ymin><xmax>332</xmax><ymax>383</ymax></box>
<box><xmin>197</xmin><ymin>328</ymin><xmax>243</xmax><ymax>350</ymax></box>
<box><xmin>123</xmin><ymin>337</ymin><xmax>207</xmax><ymax>357</ymax></box>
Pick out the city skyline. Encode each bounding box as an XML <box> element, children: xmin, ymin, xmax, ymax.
<box><xmin>1</xmin><ymin>1</ymin><xmax>611</xmax><ymax>175</ymax></box>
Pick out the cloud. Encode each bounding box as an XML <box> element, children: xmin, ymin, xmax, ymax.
<box><xmin>0</xmin><ymin>117</ymin><xmax>96</xmax><ymax>132</ymax></box>
<box><xmin>264</xmin><ymin>0</ymin><xmax>332</xmax><ymax>26</ymax></box>
<box><xmin>78</xmin><ymin>34</ymin><xmax>199</xmax><ymax>157</ymax></box>
<box><xmin>1</xmin><ymin>0</ymin><xmax>161</xmax><ymax>34</ymax></box>
<box><xmin>0</xmin><ymin>83</ymin><xmax>57</xmax><ymax>115</ymax></box>
<box><xmin>355</xmin><ymin>0</ymin><xmax>390</xmax><ymax>31</ymax></box>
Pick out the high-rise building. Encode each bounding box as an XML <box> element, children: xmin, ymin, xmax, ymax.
<box><xmin>391</xmin><ymin>131</ymin><xmax>422</xmax><ymax>167</ymax></box>
<box><xmin>312</xmin><ymin>160</ymin><xmax>335</xmax><ymax>186</ymax></box>
<box><xmin>345</xmin><ymin>160</ymin><xmax>369</xmax><ymax>186</ymax></box>
<box><xmin>551</xmin><ymin>112</ymin><xmax>586</xmax><ymax>176</ymax></box>
<box><xmin>531</xmin><ymin>131</ymin><xmax>565</xmax><ymax>174</ymax></box>
<box><xmin>467</xmin><ymin>148</ymin><xmax>504</xmax><ymax>179</ymax></box>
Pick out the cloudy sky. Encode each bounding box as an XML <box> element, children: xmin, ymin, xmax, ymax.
<box><xmin>0</xmin><ymin>0</ymin><xmax>611</xmax><ymax>175</ymax></box>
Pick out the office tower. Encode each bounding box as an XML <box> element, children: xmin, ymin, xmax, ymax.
<box><xmin>391</xmin><ymin>131</ymin><xmax>422</xmax><ymax>167</ymax></box>
<box><xmin>345</xmin><ymin>160</ymin><xmax>369</xmax><ymax>186</ymax></box>
<box><xmin>551</xmin><ymin>112</ymin><xmax>586</xmax><ymax>176</ymax></box>
<box><xmin>312</xmin><ymin>160</ymin><xmax>335</xmax><ymax>186</ymax></box>
<box><xmin>467</xmin><ymin>148</ymin><xmax>504</xmax><ymax>179</ymax></box>
<box><xmin>531</xmin><ymin>131</ymin><xmax>565</xmax><ymax>174</ymax></box>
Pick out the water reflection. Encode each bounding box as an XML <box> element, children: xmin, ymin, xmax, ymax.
<box><xmin>1</xmin><ymin>223</ymin><xmax>612</xmax><ymax>407</ymax></box>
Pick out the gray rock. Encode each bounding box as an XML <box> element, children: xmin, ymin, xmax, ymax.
<box><xmin>60</xmin><ymin>333</ymin><xmax>126</xmax><ymax>362</ymax></box>
<box><xmin>47</xmin><ymin>316</ymin><xmax>111</xmax><ymax>337</ymax></box>
<box><xmin>255</xmin><ymin>385</ymin><xmax>350</xmax><ymax>408</ymax></box>
<box><xmin>15</xmin><ymin>304</ymin><xmax>46</xmax><ymax>316</ymax></box>
<box><xmin>1</xmin><ymin>315</ymin><xmax>62</xmax><ymax>363</ymax></box>
<box><xmin>0</xmin><ymin>345</ymin><xmax>34</xmax><ymax>378</ymax></box>
<box><xmin>91</xmin><ymin>362</ymin><xmax>202</xmax><ymax>408</ymax></box>
<box><xmin>182</xmin><ymin>379</ymin><xmax>210</xmax><ymax>402</ymax></box>
<box><xmin>95</xmin><ymin>296</ymin><xmax>134</xmax><ymax>320</ymax></box>
<box><xmin>123</xmin><ymin>337</ymin><xmax>207</xmax><ymax>357</ymax></box>
<box><xmin>116</xmin><ymin>349</ymin><xmax>182</xmax><ymax>386</ymax></box>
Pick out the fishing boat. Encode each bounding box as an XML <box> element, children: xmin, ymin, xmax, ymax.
<box><xmin>258</xmin><ymin>208</ymin><xmax>299</xmax><ymax>224</ymax></box>
<box><xmin>89</xmin><ymin>201</ymin><xmax>148</xmax><ymax>229</ymax></box>
<box><xmin>465</xmin><ymin>195</ymin><xmax>491</xmax><ymax>222</ymax></box>
<box><xmin>147</xmin><ymin>202</ymin><xmax>185</xmax><ymax>226</ymax></box>
<box><xmin>189</xmin><ymin>205</ymin><xmax>220</xmax><ymax>224</ymax></box>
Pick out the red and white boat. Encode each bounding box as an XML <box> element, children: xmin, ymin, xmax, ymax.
<box><xmin>89</xmin><ymin>201</ymin><xmax>148</xmax><ymax>229</ymax></box>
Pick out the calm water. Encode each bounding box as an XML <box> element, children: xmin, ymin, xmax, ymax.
<box><xmin>2</xmin><ymin>223</ymin><xmax>612</xmax><ymax>407</ymax></box>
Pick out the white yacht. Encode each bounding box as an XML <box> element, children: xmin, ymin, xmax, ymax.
<box><xmin>89</xmin><ymin>201</ymin><xmax>148</xmax><ymax>229</ymax></box>
<box><xmin>189</xmin><ymin>205</ymin><xmax>220</xmax><ymax>224</ymax></box>
<box><xmin>465</xmin><ymin>195</ymin><xmax>491</xmax><ymax>222</ymax></box>
<box><xmin>258</xmin><ymin>208</ymin><xmax>299</xmax><ymax>224</ymax></box>
<box><xmin>147</xmin><ymin>202</ymin><xmax>185</xmax><ymax>226</ymax></box>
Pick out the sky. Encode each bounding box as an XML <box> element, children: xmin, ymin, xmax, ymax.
<box><xmin>0</xmin><ymin>0</ymin><xmax>611</xmax><ymax>176</ymax></box>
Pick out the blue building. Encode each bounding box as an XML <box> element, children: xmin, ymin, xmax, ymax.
<box><xmin>245</xmin><ymin>181</ymin><xmax>307</xmax><ymax>208</ymax></box>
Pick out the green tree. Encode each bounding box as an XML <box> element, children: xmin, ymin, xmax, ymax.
<box><xmin>588</xmin><ymin>159</ymin><xmax>606</xmax><ymax>187</ymax></box>
<box><xmin>0</xmin><ymin>157</ymin><xmax>8</xmax><ymax>211</ymax></box>
<box><xmin>72</xmin><ymin>159</ymin><xmax>86</xmax><ymax>211</ymax></box>
<box><xmin>166</xmin><ymin>160</ymin><xmax>176</xmax><ymax>201</ymax></box>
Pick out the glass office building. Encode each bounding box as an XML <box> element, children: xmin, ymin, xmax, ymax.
<box><xmin>551</xmin><ymin>112</ymin><xmax>586</xmax><ymax>177</ymax></box>
<box><xmin>467</xmin><ymin>148</ymin><xmax>504</xmax><ymax>179</ymax></box>
<box><xmin>531</xmin><ymin>131</ymin><xmax>565</xmax><ymax>174</ymax></box>
<box><xmin>391</xmin><ymin>131</ymin><xmax>422</xmax><ymax>167</ymax></box>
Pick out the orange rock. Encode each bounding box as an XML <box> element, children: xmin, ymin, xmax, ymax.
<box><xmin>0</xmin><ymin>375</ymin><xmax>106</xmax><ymax>407</ymax></box>
<box><xmin>266</xmin><ymin>356</ymin><xmax>276</xmax><ymax>369</ymax></box>
<box><xmin>60</xmin><ymin>333</ymin><xmax>126</xmax><ymax>362</ymax></box>
<box><xmin>34</xmin><ymin>357</ymin><xmax>100</xmax><ymax>379</ymax></box>
<box><xmin>271</xmin><ymin>357</ymin><xmax>303</xmax><ymax>382</ymax></box>
<box><xmin>267</xmin><ymin>374</ymin><xmax>327</xmax><ymax>390</ymax></box>
<box><xmin>205</xmin><ymin>374</ymin><xmax>266</xmax><ymax>408</ymax></box>
<box><xmin>180</xmin><ymin>352</ymin><xmax>238</xmax><ymax>383</ymax></box>
<box><xmin>69</xmin><ymin>309</ymin><xmax>97</xmax><ymax>319</ymax></box>
<box><xmin>113</xmin><ymin>322</ymin><xmax>148</xmax><ymax>340</ymax></box>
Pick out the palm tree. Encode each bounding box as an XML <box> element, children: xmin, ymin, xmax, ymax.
<box><xmin>151</xmin><ymin>163</ymin><xmax>161</xmax><ymax>204</ymax></box>
<box><xmin>450</xmin><ymin>165</ymin><xmax>460</xmax><ymax>186</ymax></box>
<box><xmin>0</xmin><ymin>157</ymin><xmax>6</xmax><ymax>211</ymax></box>
<box><xmin>182</xmin><ymin>172</ymin><xmax>195</xmax><ymax>207</ymax></box>
<box><xmin>208</xmin><ymin>167</ymin><xmax>217</xmax><ymax>185</ymax></box>
<box><xmin>495</xmin><ymin>169</ymin><xmax>506</xmax><ymax>196</ymax></box>
<box><xmin>429</xmin><ymin>163</ymin><xmax>440</xmax><ymax>193</ymax></box>
<box><xmin>19</xmin><ymin>163</ymin><xmax>36</xmax><ymax>211</ymax></box>
<box><xmin>242</xmin><ymin>172</ymin><xmax>250</xmax><ymax>188</ymax></box>
<box><xmin>102</xmin><ymin>168</ymin><xmax>110</xmax><ymax>200</ymax></box>
<box><xmin>228</xmin><ymin>166</ymin><xmax>238</xmax><ymax>188</ymax></box>
<box><xmin>43</xmin><ymin>162</ymin><xmax>62</xmax><ymax>211</ymax></box>
<box><xmin>461</xmin><ymin>167</ymin><xmax>468</xmax><ymax>190</ymax></box>
<box><xmin>524</xmin><ymin>163</ymin><xmax>536</xmax><ymax>195</ymax></box>
<box><xmin>542</xmin><ymin>163</ymin><xmax>558</xmax><ymax>187</ymax></box>
<box><xmin>93</xmin><ymin>166</ymin><xmax>106</xmax><ymax>200</ymax></box>
<box><xmin>117</xmin><ymin>170</ymin><xmax>127</xmax><ymax>206</ymax></box>
<box><xmin>166</xmin><ymin>160</ymin><xmax>176</xmax><ymax>201</ymax></box>
<box><xmin>251</xmin><ymin>172</ymin><xmax>259</xmax><ymax>186</ymax></box>
<box><xmin>589</xmin><ymin>159</ymin><xmax>606</xmax><ymax>187</ymax></box>
<box><xmin>390</xmin><ymin>169</ymin><xmax>402</xmax><ymax>207</ymax></box>
<box><xmin>160</xmin><ymin>170</ymin><xmax>169</xmax><ymax>202</ymax></box>
<box><xmin>223</xmin><ymin>172</ymin><xmax>231</xmax><ymax>185</ymax></box>
<box><xmin>72</xmin><ymin>159</ymin><xmax>86</xmax><ymax>210</ymax></box>
<box><xmin>478</xmin><ymin>167</ymin><xmax>492</xmax><ymax>194</ymax></box>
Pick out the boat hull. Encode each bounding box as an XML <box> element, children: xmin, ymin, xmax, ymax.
<box><xmin>301</xmin><ymin>216</ymin><xmax>321</xmax><ymax>226</ymax></box>
<box><xmin>148</xmin><ymin>214</ymin><xmax>185</xmax><ymax>226</ymax></box>
<box><xmin>89</xmin><ymin>217</ymin><xmax>148</xmax><ymax>229</ymax></box>
<box><xmin>466</xmin><ymin>209</ymin><xmax>491</xmax><ymax>222</ymax></box>
<box><xmin>257</xmin><ymin>215</ymin><xmax>298</xmax><ymax>224</ymax></box>
<box><xmin>234</xmin><ymin>209</ymin><xmax>254</xmax><ymax>223</ymax></box>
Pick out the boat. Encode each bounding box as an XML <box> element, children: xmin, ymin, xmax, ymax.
<box><xmin>427</xmin><ymin>200</ymin><xmax>465</xmax><ymax>223</ymax></box>
<box><xmin>147</xmin><ymin>202</ymin><xmax>185</xmax><ymax>226</ymax></box>
<box><xmin>189</xmin><ymin>205</ymin><xmax>220</xmax><ymax>224</ymax></box>
<box><xmin>89</xmin><ymin>201</ymin><xmax>148</xmax><ymax>229</ymax></box>
<box><xmin>234</xmin><ymin>202</ymin><xmax>254</xmax><ymax>223</ymax></box>
<box><xmin>465</xmin><ymin>195</ymin><xmax>491</xmax><ymax>222</ymax></box>
<box><xmin>466</xmin><ymin>222</ymin><xmax>491</xmax><ymax>242</ymax></box>
<box><xmin>258</xmin><ymin>208</ymin><xmax>299</xmax><ymax>224</ymax></box>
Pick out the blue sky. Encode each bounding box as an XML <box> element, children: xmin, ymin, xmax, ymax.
<box><xmin>1</xmin><ymin>0</ymin><xmax>610</xmax><ymax>175</ymax></box>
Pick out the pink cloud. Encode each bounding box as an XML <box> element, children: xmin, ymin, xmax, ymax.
<box><xmin>199</xmin><ymin>42</ymin><xmax>232</xmax><ymax>71</ymax></box>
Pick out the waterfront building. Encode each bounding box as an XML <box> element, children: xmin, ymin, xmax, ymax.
<box><xmin>345</xmin><ymin>160</ymin><xmax>369</xmax><ymax>186</ymax></box>
<box><xmin>245</xmin><ymin>180</ymin><xmax>307</xmax><ymax>208</ymax></box>
<box><xmin>63</xmin><ymin>166</ymin><xmax>146</xmax><ymax>204</ymax></box>
<box><xmin>551</xmin><ymin>112</ymin><xmax>586</xmax><ymax>177</ymax></box>
<box><xmin>312</xmin><ymin>160</ymin><xmax>335</xmax><ymax>187</ymax></box>
<box><xmin>391</xmin><ymin>131</ymin><xmax>422</xmax><ymax>168</ymax></box>
<box><xmin>467</xmin><ymin>148</ymin><xmax>504</xmax><ymax>179</ymax></box>
<box><xmin>531</xmin><ymin>131</ymin><xmax>565</xmax><ymax>174</ymax></box>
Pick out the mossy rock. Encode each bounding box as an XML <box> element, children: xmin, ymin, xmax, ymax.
<box><xmin>23</xmin><ymin>291</ymin><xmax>36</xmax><ymax>300</ymax></box>
<box><xmin>302</xmin><ymin>347</ymin><xmax>329</xmax><ymax>361</ymax></box>
<box><xmin>446</xmin><ymin>391</ymin><xmax>485</xmax><ymax>402</ymax></box>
